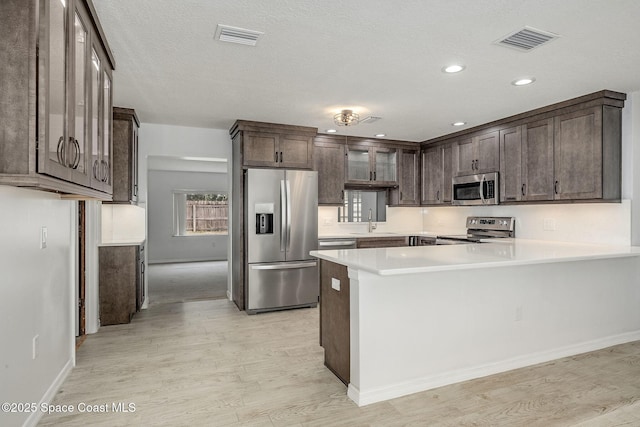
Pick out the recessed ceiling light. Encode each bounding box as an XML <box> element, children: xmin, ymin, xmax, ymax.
<box><xmin>375</xmin><ymin>133</ymin><xmax>386</xmax><ymax>138</ymax></box>
<box><xmin>326</xmin><ymin>129</ymin><xmax>337</xmax><ymax>133</ymax></box>
<box><xmin>512</xmin><ymin>77</ymin><xmax>536</xmax><ymax>86</ymax></box>
<box><xmin>452</xmin><ymin>121</ymin><xmax>466</xmax><ymax>127</ymax></box>
<box><xmin>442</xmin><ymin>64</ymin><xmax>465</xmax><ymax>73</ymax></box>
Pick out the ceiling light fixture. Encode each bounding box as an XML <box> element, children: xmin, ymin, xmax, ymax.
<box><xmin>442</xmin><ymin>64</ymin><xmax>465</xmax><ymax>73</ymax></box>
<box><xmin>512</xmin><ymin>77</ymin><xmax>536</xmax><ymax>86</ymax></box>
<box><xmin>375</xmin><ymin>133</ymin><xmax>386</xmax><ymax>138</ymax></box>
<box><xmin>326</xmin><ymin>129</ymin><xmax>337</xmax><ymax>133</ymax></box>
<box><xmin>334</xmin><ymin>109</ymin><xmax>360</xmax><ymax>126</ymax></box>
<box><xmin>452</xmin><ymin>121</ymin><xmax>466</xmax><ymax>127</ymax></box>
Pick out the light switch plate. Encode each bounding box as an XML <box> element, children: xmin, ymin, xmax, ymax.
<box><xmin>40</xmin><ymin>226</ymin><xmax>48</xmax><ymax>249</ymax></box>
<box><xmin>331</xmin><ymin>278</ymin><xmax>340</xmax><ymax>291</ymax></box>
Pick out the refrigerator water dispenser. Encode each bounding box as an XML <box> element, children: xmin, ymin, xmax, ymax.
<box><xmin>255</xmin><ymin>203</ymin><xmax>274</xmax><ymax>234</ymax></box>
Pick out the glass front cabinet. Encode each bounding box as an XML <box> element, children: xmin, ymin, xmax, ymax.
<box><xmin>0</xmin><ymin>0</ymin><xmax>115</xmax><ymax>198</ymax></box>
<box><xmin>345</xmin><ymin>144</ymin><xmax>397</xmax><ymax>186</ymax></box>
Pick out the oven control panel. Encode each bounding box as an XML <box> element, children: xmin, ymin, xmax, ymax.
<box><xmin>466</xmin><ymin>216</ymin><xmax>515</xmax><ymax>232</ymax></box>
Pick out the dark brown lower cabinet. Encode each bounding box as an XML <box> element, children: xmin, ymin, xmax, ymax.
<box><xmin>320</xmin><ymin>260</ymin><xmax>350</xmax><ymax>385</ymax></box>
<box><xmin>99</xmin><ymin>244</ymin><xmax>142</xmax><ymax>325</ymax></box>
<box><xmin>356</xmin><ymin>236</ymin><xmax>408</xmax><ymax>248</ymax></box>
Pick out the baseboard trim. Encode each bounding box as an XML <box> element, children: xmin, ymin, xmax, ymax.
<box><xmin>24</xmin><ymin>358</ymin><xmax>74</xmax><ymax>427</ymax></box>
<box><xmin>348</xmin><ymin>331</ymin><xmax>640</xmax><ymax>406</ymax></box>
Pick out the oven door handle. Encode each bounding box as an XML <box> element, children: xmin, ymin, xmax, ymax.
<box><xmin>479</xmin><ymin>174</ymin><xmax>486</xmax><ymax>204</ymax></box>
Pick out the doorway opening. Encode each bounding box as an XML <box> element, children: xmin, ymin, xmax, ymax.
<box><xmin>76</xmin><ymin>201</ymin><xmax>87</xmax><ymax>349</ymax></box>
<box><xmin>146</xmin><ymin>156</ymin><xmax>230</xmax><ymax>307</ymax></box>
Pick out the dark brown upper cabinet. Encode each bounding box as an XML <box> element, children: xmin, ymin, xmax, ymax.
<box><xmin>234</xmin><ymin>121</ymin><xmax>316</xmax><ymax>170</ymax></box>
<box><xmin>500</xmin><ymin>119</ymin><xmax>555</xmax><ymax>202</ymax></box>
<box><xmin>314</xmin><ymin>134</ymin><xmax>346</xmax><ymax>205</ymax></box>
<box><xmin>109</xmin><ymin>107</ymin><xmax>140</xmax><ymax>204</ymax></box>
<box><xmin>421</xmin><ymin>143</ymin><xmax>453</xmax><ymax>205</ymax></box>
<box><xmin>454</xmin><ymin>131</ymin><xmax>499</xmax><ymax>176</ymax></box>
<box><xmin>0</xmin><ymin>0</ymin><xmax>115</xmax><ymax>199</ymax></box>
<box><xmin>424</xmin><ymin>90</ymin><xmax>625</xmax><ymax>204</ymax></box>
<box><xmin>345</xmin><ymin>145</ymin><xmax>396</xmax><ymax>186</ymax></box>
<box><xmin>389</xmin><ymin>147</ymin><xmax>420</xmax><ymax>206</ymax></box>
<box><xmin>553</xmin><ymin>105</ymin><xmax>621</xmax><ymax>201</ymax></box>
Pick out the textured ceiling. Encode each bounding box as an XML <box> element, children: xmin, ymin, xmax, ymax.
<box><xmin>92</xmin><ymin>0</ymin><xmax>640</xmax><ymax>142</ymax></box>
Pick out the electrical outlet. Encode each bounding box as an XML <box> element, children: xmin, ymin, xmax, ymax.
<box><xmin>331</xmin><ymin>278</ymin><xmax>341</xmax><ymax>291</ymax></box>
<box><xmin>543</xmin><ymin>218</ymin><xmax>556</xmax><ymax>231</ymax></box>
<box><xmin>32</xmin><ymin>335</ymin><xmax>39</xmax><ymax>359</ymax></box>
<box><xmin>40</xmin><ymin>226</ymin><xmax>48</xmax><ymax>249</ymax></box>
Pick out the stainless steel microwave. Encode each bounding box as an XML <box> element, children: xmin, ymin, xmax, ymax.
<box><xmin>452</xmin><ymin>172</ymin><xmax>499</xmax><ymax>206</ymax></box>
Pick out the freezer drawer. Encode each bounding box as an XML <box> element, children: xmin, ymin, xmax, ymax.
<box><xmin>247</xmin><ymin>261</ymin><xmax>319</xmax><ymax>313</ymax></box>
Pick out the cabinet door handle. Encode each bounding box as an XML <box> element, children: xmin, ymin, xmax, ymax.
<box><xmin>554</xmin><ymin>180</ymin><xmax>559</xmax><ymax>194</ymax></box>
<box><xmin>373</xmin><ymin>171</ymin><xmax>376</xmax><ymax>181</ymax></box>
<box><xmin>101</xmin><ymin>160</ymin><xmax>110</xmax><ymax>183</ymax></box>
<box><xmin>56</xmin><ymin>136</ymin><xmax>65</xmax><ymax>165</ymax></box>
<box><xmin>70</xmin><ymin>138</ymin><xmax>80</xmax><ymax>169</ymax></box>
<box><xmin>437</xmin><ymin>190</ymin><xmax>440</xmax><ymax>201</ymax></box>
<box><xmin>400</xmin><ymin>191</ymin><xmax>403</xmax><ymax>200</ymax></box>
<box><xmin>369</xmin><ymin>171</ymin><xmax>372</xmax><ymax>181</ymax></box>
<box><xmin>280</xmin><ymin>151</ymin><xmax>283</xmax><ymax>163</ymax></box>
<box><xmin>340</xmin><ymin>190</ymin><xmax>344</xmax><ymax>201</ymax></box>
<box><xmin>274</xmin><ymin>151</ymin><xmax>278</xmax><ymax>162</ymax></box>
<box><xmin>471</xmin><ymin>160</ymin><xmax>474</xmax><ymax>171</ymax></box>
<box><xmin>521</xmin><ymin>184</ymin><xmax>526</xmax><ymax>196</ymax></box>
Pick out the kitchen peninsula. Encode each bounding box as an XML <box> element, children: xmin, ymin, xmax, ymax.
<box><xmin>311</xmin><ymin>240</ymin><xmax>640</xmax><ymax>406</ymax></box>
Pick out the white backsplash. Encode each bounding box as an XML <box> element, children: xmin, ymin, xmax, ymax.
<box><xmin>318</xmin><ymin>205</ymin><xmax>423</xmax><ymax>236</ymax></box>
<box><xmin>421</xmin><ymin>200</ymin><xmax>632</xmax><ymax>245</ymax></box>
<box><xmin>101</xmin><ymin>204</ymin><xmax>146</xmax><ymax>243</ymax></box>
<box><xmin>319</xmin><ymin>201</ymin><xmax>632</xmax><ymax>245</ymax></box>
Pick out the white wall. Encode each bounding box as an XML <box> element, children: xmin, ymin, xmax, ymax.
<box><xmin>0</xmin><ymin>186</ymin><xmax>75</xmax><ymax>427</ymax></box>
<box><xmin>628</xmin><ymin>92</ymin><xmax>640</xmax><ymax>245</ymax></box>
<box><xmin>147</xmin><ymin>170</ymin><xmax>228</xmax><ymax>263</ymax></box>
<box><xmin>138</xmin><ymin>124</ymin><xmax>232</xmax><ymax>206</ymax></box>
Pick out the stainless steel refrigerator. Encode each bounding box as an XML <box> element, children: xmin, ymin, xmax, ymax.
<box><xmin>245</xmin><ymin>168</ymin><xmax>318</xmax><ymax>313</ymax></box>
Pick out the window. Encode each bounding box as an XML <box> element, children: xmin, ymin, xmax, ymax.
<box><xmin>173</xmin><ymin>191</ymin><xmax>228</xmax><ymax>236</ymax></box>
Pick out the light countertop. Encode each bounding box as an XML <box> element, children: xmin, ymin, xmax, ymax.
<box><xmin>99</xmin><ymin>239</ymin><xmax>145</xmax><ymax>247</ymax></box>
<box><xmin>318</xmin><ymin>231</ymin><xmax>444</xmax><ymax>239</ymax></box>
<box><xmin>310</xmin><ymin>239</ymin><xmax>640</xmax><ymax>276</ymax></box>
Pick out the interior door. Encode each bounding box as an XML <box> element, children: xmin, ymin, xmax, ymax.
<box><xmin>285</xmin><ymin>170</ymin><xmax>318</xmax><ymax>261</ymax></box>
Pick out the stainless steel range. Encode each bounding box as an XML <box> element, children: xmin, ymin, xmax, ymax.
<box><xmin>424</xmin><ymin>216</ymin><xmax>515</xmax><ymax>245</ymax></box>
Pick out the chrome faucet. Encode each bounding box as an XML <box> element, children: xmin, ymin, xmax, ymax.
<box><xmin>368</xmin><ymin>209</ymin><xmax>377</xmax><ymax>233</ymax></box>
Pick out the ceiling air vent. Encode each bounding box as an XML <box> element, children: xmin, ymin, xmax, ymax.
<box><xmin>360</xmin><ymin>116</ymin><xmax>382</xmax><ymax>124</ymax></box>
<box><xmin>495</xmin><ymin>26</ymin><xmax>559</xmax><ymax>51</ymax></box>
<box><xmin>215</xmin><ymin>24</ymin><xmax>263</xmax><ymax>46</ymax></box>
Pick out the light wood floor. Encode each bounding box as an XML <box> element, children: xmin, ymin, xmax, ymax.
<box><xmin>148</xmin><ymin>261</ymin><xmax>228</xmax><ymax>305</ymax></box>
<box><xmin>41</xmin><ymin>299</ymin><xmax>640</xmax><ymax>426</ymax></box>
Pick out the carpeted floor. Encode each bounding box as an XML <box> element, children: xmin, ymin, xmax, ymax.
<box><xmin>147</xmin><ymin>261</ymin><xmax>228</xmax><ymax>305</ymax></box>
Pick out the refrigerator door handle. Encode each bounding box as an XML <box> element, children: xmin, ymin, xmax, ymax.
<box><xmin>250</xmin><ymin>261</ymin><xmax>317</xmax><ymax>270</ymax></box>
<box><xmin>286</xmin><ymin>180</ymin><xmax>292</xmax><ymax>251</ymax></box>
<box><xmin>280</xmin><ymin>180</ymin><xmax>286</xmax><ymax>252</ymax></box>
